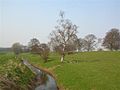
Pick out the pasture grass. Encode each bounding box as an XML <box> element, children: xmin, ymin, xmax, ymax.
<box><xmin>0</xmin><ymin>51</ymin><xmax>120</xmax><ymax>90</ymax></box>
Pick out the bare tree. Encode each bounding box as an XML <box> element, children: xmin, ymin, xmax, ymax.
<box><xmin>28</xmin><ymin>38</ymin><xmax>50</xmax><ymax>62</ymax></box>
<box><xmin>83</xmin><ymin>34</ymin><xmax>97</xmax><ymax>51</ymax></box>
<box><xmin>103</xmin><ymin>28</ymin><xmax>120</xmax><ymax>51</ymax></box>
<box><xmin>12</xmin><ymin>42</ymin><xmax>22</xmax><ymax>56</ymax></box>
<box><xmin>49</xmin><ymin>11</ymin><xmax>78</xmax><ymax>62</ymax></box>
<box><xmin>74</xmin><ymin>38</ymin><xmax>84</xmax><ymax>52</ymax></box>
<box><xmin>28</xmin><ymin>38</ymin><xmax>40</xmax><ymax>54</ymax></box>
<box><xmin>40</xmin><ymin>43</ymin><xmax>50</xmax><ymax>62</ymax></box>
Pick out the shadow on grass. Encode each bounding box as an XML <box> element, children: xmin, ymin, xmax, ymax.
<box><xmin>47</xmin><ymin>59</ymin><xmax>54</xmax><ymax>62</ymax></box>
<box><xmin>64</xmin><ymin>59</ymin><xmax>101</xmax><ymax>64</ymax></box>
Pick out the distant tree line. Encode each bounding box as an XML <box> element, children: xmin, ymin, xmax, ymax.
<box><xmin>11</xmin><ymin>39</ymin><xmax>50</xmax><ymax>62</ymax></box>
<box><xmin>0</xmin><ymin>47</ymin><xmax>12</xmax><ymax>52</ymax></box>
<box><xmin>11</xmin><ymin>11</ymin><xmax>120</xmax><ymax>62</ymax></box>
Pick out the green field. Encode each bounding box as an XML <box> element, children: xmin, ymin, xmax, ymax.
<box><xmin>0</xmin><ymin>51</ymin><xmax>120</xmax><ymax>90</ymax></box>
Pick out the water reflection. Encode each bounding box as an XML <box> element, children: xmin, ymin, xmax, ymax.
<box><xmin>22</xmin><ymin>59</ymin><xmax>58</xmax><ymax>90</ymax></box>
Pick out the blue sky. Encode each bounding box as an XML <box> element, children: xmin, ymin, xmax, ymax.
<box><xmin>0</xmin><ymin>0</ymin><xmax>120</xmax><ymax>47</ymax></box>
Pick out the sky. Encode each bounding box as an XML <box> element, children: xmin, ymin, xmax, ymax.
<box><xmin>0</xmin><ymin>0</ymin><xmax>120</xmax><ymax>47</ymax></box>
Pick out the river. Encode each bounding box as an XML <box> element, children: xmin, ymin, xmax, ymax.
<box><xmin>22</xmin><ymin>59</ymin><xmax>59</xmax><ymax>90</ymax></box>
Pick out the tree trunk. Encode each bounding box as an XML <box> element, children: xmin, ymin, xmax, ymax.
<box><xmin>60</xmin><ymin>54</ymin><xmax>64</xmax><ymax>62</ymax></box>
<box><xmin>76</xmin><ymin>48</ymin><xmax>79</xmax><ymax>52</ymax></box>
<box><xmin>61</xmin><ymin>45</ymin><xmax>65</xmax><ymax>62</ymax></box>
<box><xmin>110</xmin><ymin>44</ymin><xmax>113</xmax><ymax>51</ymax></box>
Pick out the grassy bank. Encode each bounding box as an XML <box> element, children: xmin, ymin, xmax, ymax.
<box><xmin>0</xmin><ymin>51</ymin><xmax>120</xmax><ymax>90</ymax></box>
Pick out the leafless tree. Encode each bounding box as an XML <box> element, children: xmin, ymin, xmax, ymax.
<box><xmin>12</xmin><ymin>42</ymin><xmax>22</xmax><ymax>56</ymax></box>
<box><xmin>28</xmin><ymin>38</ymin><xmax>40</xmax><ymax>54</ymax></box>
<box><xmin>83</xmin><ymin>34</ymin><xmax>97</xmax><ymax>51</ymax></box>
<box><xmin>103</xmin><ymin>28</ymin><xmax>120</xmax><ymax>51</ymax></box>
<box><xmin>40</xmin><ymin>43</ymin><xmax>50</xmax><ymax>62</ymax></box>
<box><xmin>49</xmin><ymin>11</ymin><xmax>78</xmax><ymax>62</ymax></box>
<box><xmin>74</xmin><ymin>38</ymin><xmax>85</xmax><ymax>52</ymax></box>
<box><xmin>28</xmin><ymin>38</ymin><xmax>50</xmax><ymax>62</ymax></box>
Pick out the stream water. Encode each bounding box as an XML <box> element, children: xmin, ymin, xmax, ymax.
<box><xmin>22</xmin><ymin>59</ymin><xmax>58</xmax><ymax>90</ymax></box>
